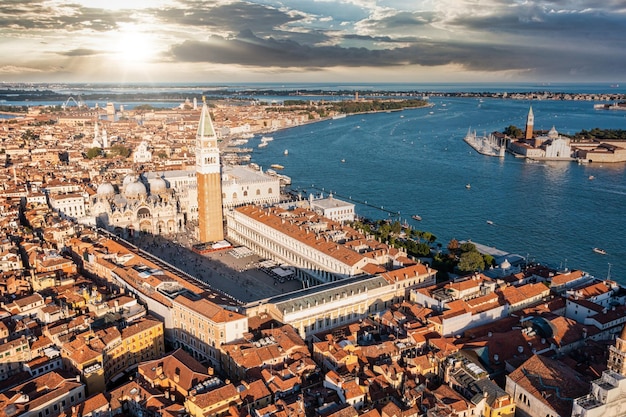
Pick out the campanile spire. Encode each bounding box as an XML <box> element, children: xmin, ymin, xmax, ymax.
<box><xmin>196</xmin><ymin>98</ymin><xmax>224</xmax><ymax>243</ymax></box>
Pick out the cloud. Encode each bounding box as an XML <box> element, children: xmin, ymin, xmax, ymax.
<box><xmin>57</xmin><ymin>48</ymin><xmax>102</xmax><ymax>57</ymax></box>
<box><xmin>0</xmin><ymin>0</ymin><xmax>625</xmax><ymax>82</ymax></box>
<box><xmin>0</xmin><ymin>1</ymin><xmax>131</xmax><ymax>31</ymax></box>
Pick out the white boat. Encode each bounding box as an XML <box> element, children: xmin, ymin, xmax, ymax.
<box><xmin>332</xmin><ymin>114</ymin><xmax>347</xmax><ymax>119</ymax></box>
<box><xmin>284</xmin><ymin>149</ymin><xmax>288</xmax><ymax>155</ymax></box>
<box><xmin>465</xmin><ymin>184</ymin><xmax>471</xmax><ymax>189</ymax></box>
<box><xmin>486</xmin><ymin>220</ymin><xmax>494</xmax><ymax>225</ymax></box>
<box><xmin>593</xmin><ymin>247</ymin><xmax>607</xmax><ymax>255</ymax></box>
<box><xmin>341</xmin><ymin>159</ymin><xmax>346</xmax><ymax>163</ymax></box>
<box><xmin>412</xmin><ymin>215</ymin><xmax>422</xmax><ymax>221</ymax></box>
<box><xmin>270</xmin><ymin>164</ymin><xmax>284</xmax><ymax>170</ymax></box>
<box><xmin>261</xmin><ymin>136</ymin><xmax>274</xmax><ymax>142</ymax></box>
<box><xmin>588</xmin><ymin>175</ymin><xmax>595</xmax><ymax>180</ymax></box>
<box><xmin>258</xmin><ymin>142</ymin><xmax>268</xmax><ymax>148</ymax></box>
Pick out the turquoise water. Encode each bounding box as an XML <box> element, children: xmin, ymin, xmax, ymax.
<box><xmin>250</xmin><ymin>97</ymin><xmax>626</xmax><ymax>281</ymax></box>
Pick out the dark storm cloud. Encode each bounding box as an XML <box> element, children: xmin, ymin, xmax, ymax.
<box><xmin>168</xmin><ymin>28</ymin><xmax>626</xmax><ymax>78</ymax></box>
<box><xmin>450</xmin><ymin>7</ymin><xmax>626</xmax><ymax>44</ymax></box>
<box><xmin>155</xmin><ymin>1</ymin><xmax>307</xmax><ymax>37</ymax></box>
<box><xmin>0</xmin><ymin>1</ymin><xmax>130</xmax><ymax>31</ymax></box>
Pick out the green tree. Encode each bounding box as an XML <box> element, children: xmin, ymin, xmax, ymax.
<box><xmin>483</xmin><ymin>254</ymin><xmax>495</xmax><ymax>268</ymax></box>
<box><xmin>458</xmin><ymin>251</ymin><xmax>485</xmax><ymax>273</ymax></box>
<box><xmin>503</xmin><ymin>125</ymin><xmax>523</xmax><ymax>138</ymax></box>
<box><xmin>86</xmin><ymin>147</ymin><xmax>102</xmax><ymax>159</ymax></box>
<box><xmin>459</xmin><ymin>242</ymin><xmax>476</xmax><ymax>253</ymax></box>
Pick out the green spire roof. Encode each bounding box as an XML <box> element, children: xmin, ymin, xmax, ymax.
<box><xmin>197</xmin><ymin>100</ymin><xmax>216</xmax><ymax>139</ymax></box>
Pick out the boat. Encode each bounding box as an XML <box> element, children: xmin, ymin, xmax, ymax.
<box><xmin>486</xmin><ymin>220</ymin><xmax>494</xmax><ymax>225</ymax></box>
<box><xmin>588</xmin><ymin>175</ymin><xmax>595</xmax><ymax>180</ymax></box>
<box><xmin>341</xmin><ymin>159</ymin><xmax>346</xmax><ymax>163</ymax></box>
<box><xmin>465</xmin><ymin>184</ymin><xmax>471</xmax><ymax>189</ymax></box>
<box><xmin>593</xmin><ymin>247</ymin><xmax>607</xmax><ymax>255</ymax></box>
<box><xmin>261</xmin><ymin>136</ymin><xmax>274</xmax><ymax>142</ymax></box>
<box><xmin>332</xmin><ymin>114</ymin><xmax>346</xmax><ymax>119</ymax></box>
<box><xmin>412</xmin><ymin>215</ymin><xmax>422</xmax><ymax>221</ymax></box>
<box><xmin>284</xmin><ymin>149</ymin><xmax>288</xmax><ymax>155</ymax></box>
<box><xmin>270</xmin><ymin>164</ymin><xmax>284</xmax><ymax>170</ymax></box>
<box><xmin>258</xmin><ymin>142</ymin><xmax>268</xmax><ymax>148</ymax></box>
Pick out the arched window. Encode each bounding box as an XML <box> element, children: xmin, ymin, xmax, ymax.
<box><xmin>268</xmin><ymin>188</ymin><xmax>273</xmax><ymax>194</ymax></box>
<box><xmin>232</xmin><ymin>192</ymin><xmax>238</xmax><ymax>199</ymax></box>
<box><xmin>256</xmin><ymin>189</ymin><xmax>261</xmax><ymax>195</ymax></box>
<box><xmin>243</xmin><ymin>191</ymin><xmax>248</xmax><ymax>197</ymax></box>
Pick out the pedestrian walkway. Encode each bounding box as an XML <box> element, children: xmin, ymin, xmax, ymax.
<box><xmin>230</xmin><ymin>246</ymin><xmax>255</xmax><ymax>259</ymax></box>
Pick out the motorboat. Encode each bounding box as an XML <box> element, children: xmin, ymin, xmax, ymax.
<box><xmin>412</xmin><ymin>215</ymin><xmax>422</xmax><ymax>221</ymax></box>
<box><xmin>486</xmin><ymin>220</ymin><xmax>494</xmax><ymax>225</ymax></box>
<box><xmin>593</xmin><ymin>247</ymin><xmax>607</xmax><ymax>255</ymax></box>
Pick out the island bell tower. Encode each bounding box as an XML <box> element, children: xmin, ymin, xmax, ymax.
<box><xmin>525</xmin><ymin>106</ymin><xmax>534</xmax><ymax>140</ymax></box>
<box><xmin>196</xmin><ymin>98</ymin><xmax>224</xmax><ymax>243</ymax></box>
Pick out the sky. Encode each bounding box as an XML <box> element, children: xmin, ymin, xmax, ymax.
<box><xmin>0</xmin><ymin>0</ymin><xmax>624</xmax><ymax>84</ymax></box>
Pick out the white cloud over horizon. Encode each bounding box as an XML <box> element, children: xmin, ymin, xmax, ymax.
<box><xmin>0</xmin><ymin>0</ymin><xmax>624</xmax><ymax>83</ymax></box>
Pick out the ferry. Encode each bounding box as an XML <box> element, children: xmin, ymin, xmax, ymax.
<box><xmin>270</xmin><ymin>164</ymin><xmax>284</xmax><ymax>170</ymax></box>
<box><xmin>593</xmin><ymin>247</ymin><xmax>607</xmax><ymax>255</ymax></box>
<box><xmin>412</xmin><ymin>215</ymin><xmax>422</xmax><ymax>221</ymax></box>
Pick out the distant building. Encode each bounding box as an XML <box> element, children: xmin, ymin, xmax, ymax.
<box><xmin>133</xmin><ymin>141</ymin><xmax>152</xmax><ymax>163</ymax></box>
<box><xmin>308</xmin><ymin>193</ymin><xmax>355</xmax><ymax>223</ymax></box>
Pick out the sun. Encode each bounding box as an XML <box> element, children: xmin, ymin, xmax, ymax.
<box><xmin>111</xmin><ymin>29</ymin><xmax>158</xmax><ymax>66</ymax></box>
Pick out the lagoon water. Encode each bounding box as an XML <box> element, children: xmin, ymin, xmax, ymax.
<box><xmin>249</xmin><ymin>97</ymin><xmax>626</xmax><ymax>282</ymax></box>
<box><xmin>4</xmin><ymin>83</ymin><xmax>626</xmax><ymax>281</ymax></box>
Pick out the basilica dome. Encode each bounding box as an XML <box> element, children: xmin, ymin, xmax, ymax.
<box><xmin>122</xmin><ymin>174</ymin><xmax>137</xmax><ymax>187</ymax></box>
<box><xmin>124</xmin><ymin>180</ymin><xmax>147</xmax><ymax>198</ymax></box>
<box><xmin>96</xmin><ymin>182</ymin><xmax>115</xmax><ymax>196</ymax></box>
<box><xmin>148</xmin><ymin>176</ymin><xmax>167</xmax><ymax>194</ymax></box>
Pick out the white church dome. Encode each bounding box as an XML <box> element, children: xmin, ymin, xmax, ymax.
<box><xmin>148</xmin><ymin>176</ymin><xmax>167</xmax><ymax>194</ymax></box>
<box><xmin>499</xmin><ymin>258</ymin><xmax>511</xmax><ymax>270</ymax></box>
<box><xmin>548</xmin><ymin>126</ymin><xmax>559</xmax><ymax>139</ymax></box>
<box><xmin>122</xmin><ymin>174</ymin><xmax>137</xmax><ymax>187</ymax></box>
<box><xmin>124</xmin><ymin>180</ymin><xmax>147</xmax><ymax>198</ymax></box>
<box><xmin>96</xmin><ymin>182</ymin><xmax>115</xmax><ymax>196</ymax></box>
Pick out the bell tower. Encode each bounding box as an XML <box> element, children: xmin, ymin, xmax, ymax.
<box><xmin>525</xmin><ymin>106</ymin><xmax>534</xmax><ymax>140</ymax></box>
<box><xmin>607</xmin><ymin>324</ymin><xmax>626</xmax><ymax>376</ymax></box>
<box><xmin>195</xmin><ymin>98</ymin><xmax>224</xmax><ymax>243</ymax></box>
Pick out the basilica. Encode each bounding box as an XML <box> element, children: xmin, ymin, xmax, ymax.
<box><xmin>91</xmin><ymin>173</ymin><xmax>184</xmax><ymax>238</ymax></box>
